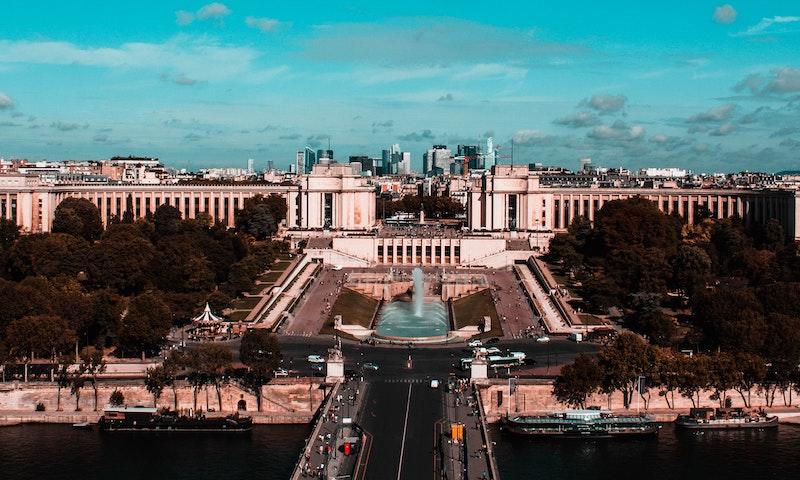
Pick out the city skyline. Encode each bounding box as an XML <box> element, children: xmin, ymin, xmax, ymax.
<box><xmin>1</xmin><ymin>1</ymin><xmax>800</xmax><ymax>172</ymax></box>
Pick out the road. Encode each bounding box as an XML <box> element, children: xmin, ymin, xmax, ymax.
<box><xmin>274</xmin><ymin>337</ymin><xmax>598</xmax><ymax>379</ymax></box>
<box><xmin>359</xmin><ymin>381</ymin><xmax>442</xmax><ymax>480</ymax></box>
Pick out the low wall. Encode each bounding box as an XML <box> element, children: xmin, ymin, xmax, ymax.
<box><xmin>0</xmin><ymin>379</ymin><xmax>326</xmax><ymax>424</ymax></box>
<box><xmin>477</xmin><ymin>380</ymin><xmax>800</xmax><ymax>423</ymax></box>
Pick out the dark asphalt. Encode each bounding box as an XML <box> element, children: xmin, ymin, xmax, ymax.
<box><xmin>275</xmin><ymin>336</ymin><xmax>599</xmax><ymax>379</ymax></box>
<box><xmin>359</xmin><ymin>381</ymin><xmax>442</xmax><ymax>480</ymax></box>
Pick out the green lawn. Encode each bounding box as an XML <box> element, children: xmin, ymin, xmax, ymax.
<box><xmin>452</xmin><ymin>289</ymin><xmax>503</xmax><ymax>339</ymax></box>
<box><xmin>320</xmin><ymin>288</ymin><xmax>379</xmax><ymax>335</ymax></box>
<box><xmin>227</xmin><ymin>310</ymin><xmax>250</xmax><ymax>322</ymax></box>
<box><xmin>271</xmin><ymin>260</ymin><xmax>292</xmax><ymax>272</ymax></box>
<box><xmin>259</xmin><ymin>271</ymin><xmax>284</xmax><ymax>283</ymax></box>
<box><xmin>230</xmin><ymin>296</ymin><xmax>262</xmax><ymax>310</ymax></box>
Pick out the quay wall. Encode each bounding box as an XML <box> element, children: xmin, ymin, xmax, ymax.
<box><xmin>477</xmin><ymin>381</ymin><xmax>800</xmax><ymax>423</ymax></box>
<box><xmin>0</xmin><ymin>379</ymin><xmax>325</xmax><ymax>425</ymax></box>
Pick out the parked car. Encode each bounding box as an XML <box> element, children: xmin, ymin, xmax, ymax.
<box><xmin>362</xmin><ymin>362</ymin><xmax>379</xmax><ymax>371</ymax></box>
<box><xmin>430</xmin><ymin>379</ymin><xmax>440</xmax><ymax>389</ymax></box>
<box><xmin>536</xmin><ymin>336</ymin><xmax>551</xmax><ymax>343</ymax></box>
<box><xmin>307</xmin><ymin>355</ymin><xmax>325</xmax><ymax>363</ymax></box>
<box><xmin>467</xmin><ymin>339</ymin><xmax>482</xmax><ymax>348</ymax></box>
<box><xmin>485</xmin><ymin>347</ymin><xmax>501</xmax><ymax>355</ymax></box>
<box><xmin>274</xmin><ymin>368</ymin><xmax>289</xmax><ymax>377</ymax></box>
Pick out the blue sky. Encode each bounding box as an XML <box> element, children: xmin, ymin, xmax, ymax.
<box><xmin>1</xmin><ymin>1</ymin><xmax>799</xmax><ymax>172</ymax></box>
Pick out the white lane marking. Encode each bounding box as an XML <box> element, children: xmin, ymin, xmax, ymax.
<box><xmin>397</xmin><ymin>383</ymin><xmax>413</xmax><ymax>480</ymax></box>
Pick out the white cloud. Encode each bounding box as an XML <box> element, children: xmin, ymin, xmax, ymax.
<box><xmin>687</xmin><ymin>103</ymin><xmax>736</xmax><ymax>122</ymax></box>
<box><xmin>176</xmin><ymin>3</ymin><xmax>230</xmax><ymax>26</ymax></box>
<box><xmin>709</xmin><ymin>123</ymin><xmax>736</xmax><ymax>136</ymax></box>
<box><xmin>0</xmin><ymin>36</ymin><xmax>284</xmax><ymax>84</ymax></box>
<box><xmin>581</xmin><ymin>94</ymin><xmax>627</xmax><ymax>113</ymax></box>
<box><xmin>553</xmin><ymin>111</ymin><xmax>600</xmax><ymax>128</ymax></box>
<box><xmin>304</xmin><ymin>18</ymin><xmax>579</xmax><ymax>66</ymax></box>
<box><xmin>51</xmin><ymin>121</ymin><xmax>88</xmax><ymax>131</ymax></box>
<box><xmin>513</xmin><ymin>129</ymin><xmax>554</xmax><ymax>146</ymax></box>
<box><xmin>245</xmin><ymin>16</ymin><xmax>281</xmax><ymax>33</ymax></box>
<box><xmin>587</xmin><ymin>120</ymin><xmax>644</xmax><ymax>141</ymax></box>
<box><xmin>0</xmin><ymin>92</ymin><xmax>13</xmax><ymax>109</ymax></box>
<box><xmin>175</xmin><ymin>10</ymin><xmax>194</xmax><ymax>26</ymax></box>
<box><xmin>736</xmin><ymin>16</ymin><xmax>800</xmax><ymax>36</ymax></box>
<box><xmin>196</xmin><ymin>3</ymin><xmax>231</xmax><ymax>20</ymax></box>
<box><xmin>713</xmin><ymin>5</ymin><xmax>738</xmax><ymax>24</ymax></box>
<box><xmin>763</xmin><ymin>67</ymin><xmax>800</xmax><ymax>93</ymax></box>
<box><xmin>451</xmin><ymin>63</ymin><xmax>527</xmax><ymax>80</ymax></box>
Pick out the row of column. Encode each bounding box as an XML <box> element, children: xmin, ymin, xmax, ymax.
<box><xmin>377</xmin><ymin>238</ymin><xmax>460</xmax><ymax>265</ymax></box>
<box><xmin>552</xmin><ymin>192</ymin><xmax>792</xmax><ymax>230</ymax></box>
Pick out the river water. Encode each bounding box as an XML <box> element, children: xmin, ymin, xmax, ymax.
<box><xmin>0</xmin><ymin>424</ymin><xmax>310</xmax><ymax>480</ymax></box>
<box><xmin>3</xmin><ymin>422</ymin><xmax>800</xmax><ymax>479</ymax></box>
<box><xmin>491</xmin><ymin>423</ymin><xmax>800</xmax><ymax>480</ymax></box>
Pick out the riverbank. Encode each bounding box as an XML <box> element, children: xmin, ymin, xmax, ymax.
<box><xmin>476</xmin><ymin>380</ymin><xmax>800</xmax><ymax>423</ymax></box>
<box><xmin>0</xmin><ymin>379</ymin><xmax>327</xmax><ymax>425</ymax></box>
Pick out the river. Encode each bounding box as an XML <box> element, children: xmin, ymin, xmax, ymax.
<box><xmin>491</xmin><ymin>423</ymin><xmax>800</xmax><ymax>479</ymax></box>
<box><xmin>0</xmin><ymin>424</ymin><xmax>310</xmax><ymax>480</ymax></box>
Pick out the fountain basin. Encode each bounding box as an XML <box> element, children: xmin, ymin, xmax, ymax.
<box><xmin>374</xmin><ymin>299</ymin><xmax>450</xmax><ymax>339</ymax></box>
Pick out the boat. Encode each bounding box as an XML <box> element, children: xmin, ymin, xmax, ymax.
<box><xmin>502</xmin><ymin>409</ymin><xmax>658</xmax><ymax>438</ymax></box>
<box><xmin>98</xmin><ymin>406</ymin><xmax>253</xmax><ymax>433</ymax></box>
<box><xmin>676</xmin><ymin>407</ymin><xmax>778</xmax><ymax>430</ymax></box>
<box><xmin>72</xmin><ymin>422</ymin><xmax>92</xmax><ymax>430</ymax></box>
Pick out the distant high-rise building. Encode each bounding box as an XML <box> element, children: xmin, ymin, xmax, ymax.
<box><xmin>266</xmin><ymin>160</ymin><xmax>274</xmax><ymax>172</ymax></box>
<box><xmin>398</xmin><ymin>152</ymin><xmax>411</xmax><ymax>174</ymax></box>
<box><xmin>423</xmin><ymin>145</ymin><xmax>452</xmax><ymax>176</ymax></box>
<box><xmin>579</xmin><ymin>158</ymin><xmax>592</xmax><ymax>172</ymax></box>
<box><xmin>303</xmin><ymin>147</ymin><xmax>317</xmax><ymax>173</ymax></box>
<box><xmin>457</xmin><ymin>144</ymin><xmax>482</xmax><ymax>170</ymax></box>
<box><xmin>317</xmin><ymin>149</ymin><xmax>334</xmax><ymax>164</ymax></box>
<box><xmin>485</xmin><ymin>137</ymin><xmax>496</xmax><ymax>169</ymax></box>
<box><xmin>247</xmin><ymin>158</ymin><xmax>254</xmax><ymax>174</ymax></box>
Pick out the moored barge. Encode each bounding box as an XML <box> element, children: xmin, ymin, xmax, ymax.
<box><xmin>676</xmin><ymin>407</ymin><xmax>778</xmax><ymax>430</ymax></box>
<box><xmin>503</xmin><ymin>409</ymin><xmax>658</xmax><ymax>438</ymax></box>
<box><xmin>98</xmin><ymin>406</ymin><xmax>253</xmax><ymax>433</ymax></box>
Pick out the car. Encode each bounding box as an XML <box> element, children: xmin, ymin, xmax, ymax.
<box><xmin>485</xmin><ymin>337</ymin><xmax>500</xmax><ymax>345</ymax></box>
<box><xmin>332</xmin><ymin>265</ymin><xmax>343</xmax><ymax>271</ymax></box>
<box><xmin>536</xmin><ymin>336</ymin><xmax>551</xmax><ymax>343</ymax></box>
<box><xmin>467</xmin><ymin>339</ymin><xmax>482</xmax><ymax>348</ymax></box>
<box><xmin>307</xmin><ymin>355</ymin><xmax>325</xmax><ymax>363</ymax></box>
<box><xmin>274</xmin><ymin>368</ymin><xmax>289</xmax><ymax>377</ymax></box>
<box><xmin>311</xmin><ymin>364</ymin><xmax>324</xmax><ymax>371</ymax></box>
<box><xmin>485</xmin><ymin>347</ymin><xmax>501</xmax><ymax>355</ymax></box>
<box><xmin>430</xmin><ymin>379</ymin><xmax>440</xmax><ymax>389</ymax></box>
<box><xmin>362</xmin><ymin>362</ymin><xmax>379</xmax><ymax>371</ymax></box>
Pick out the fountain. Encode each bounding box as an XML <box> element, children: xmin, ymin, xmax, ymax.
<box><xmin>413</xmin><ymin>267</ymin><xmax>424</xmax><ymax>317</ymax></box>
<box><xmin>374</xmin><ymin>267</ymin><xmax>450</xmax><ymax>340</ymax></box>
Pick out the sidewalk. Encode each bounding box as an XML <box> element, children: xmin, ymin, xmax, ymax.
<box><xmin>440</xmin><ymin>379</ymin><xmax>494</xmax><ymax>480</ymax></box>
<box><xmin>295</xmin><ymin>380</ymin><xmax>367</xmax><ymax>479</ymax></box>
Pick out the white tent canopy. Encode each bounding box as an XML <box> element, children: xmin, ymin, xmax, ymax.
<box><xmin>192</xmin><ymin>303</ymin><xmax>224</xmax><ymax>325</ymax></box>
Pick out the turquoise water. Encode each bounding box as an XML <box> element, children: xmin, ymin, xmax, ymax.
<box><xmin>375</xmin><ymin>299</ymin><xmax>450</xmax><ymax>338</ymax></box>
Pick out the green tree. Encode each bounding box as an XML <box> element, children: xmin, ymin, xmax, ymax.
<box><xmin>52</xmin><ymin>197</ymin><xmax>103</xmax><ymax>242</ymax></box>
<box><xmin>55</xmin><ymin>354</ymin><xmax>75</xmax><ymax>412</ymax></box>
<box><xmin>553</xmin><ymin>353</ymin><xmax>602</xmax><ymax>408</ymax></box>
<box><xmin>597</xmin><ymin>332</ymin><xmax>654</xmax><ymax>408</ymax></box>
<box><xmin>5</xmin><ymin>314</ymin><xmax>75</xmax><ymax>365</ymax></box>
<box><xmin>692</xmin><ymin>287</ymin><xmax>766</xmax><ymax>353</ymax></box>
<box><xmin>732</xmin><ymin>352</ymin><xmax>766</xmax><ymax>408</ymax></box>
<box><xmin>240</xmin><ymin>330</ymin><xmax>282</xmax><ymax>411</ymax></box>
<box><xmin>672</xmin><ymin>245</ymin><xmax>712</xmax><ymax>295</ymax></box>
<box><xmin>109</xmin><ymin>389</ymin><xmax>125</xmax><ymax>407</ymax></box>
<box><xmin>676</xmin><ymin>354</ymin><xmax>710</xmax><ymax>408</ymax></box>
<box><xmin>0</xmin><ymin>217</ymin><xmax>20</xmax><ymax>250</ymax></box>
<box><xmin>707</xmin><ymin>352</ymin><xmax>737</xmax><ymax>407</ymax></box>
<box><xmin>117</xmin><ymin>293</ymin><xmax>172</xmax><ymax>358</ymax></box>
<box><xmin>145</xmin><ymin>365</ymin><xmax>169</xmax><ymax>408</ymax></box>
<box><xmin>79</xmin><ymin>346</ymin><xmax>107</xmax><ymax>411</ymax></box>
<box><xmin>192</xmin><ymin>343</ymin><xmax>233</xmax><ymax>411</ymax></box>
<box><xmin>593</xmin><ymin>197</ymin><xmax>681</xmax><ymax>255</ymax></box>
<box><xmin>763</xmin><ymin>314</ymin><xmax>800</xmax><ymax>406</ymax></box>
<box><xmin>152</xmin><ymin>204</ymin><xmax>183</xmax><ymax>237</ymax></box>
<box><xmin>89</xmin><ymin>231</ymin><xmax>155</xmax><ymax>294</ymax></box>
<box><xmin>8</xmin><ymin>233</ymin><xmax>90</xmax><ymax>279</ymax></box>
<box><xmin>235</xmin><ymin>194</ymin><xmax>287</xmax><ymax>240</ymax></box>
